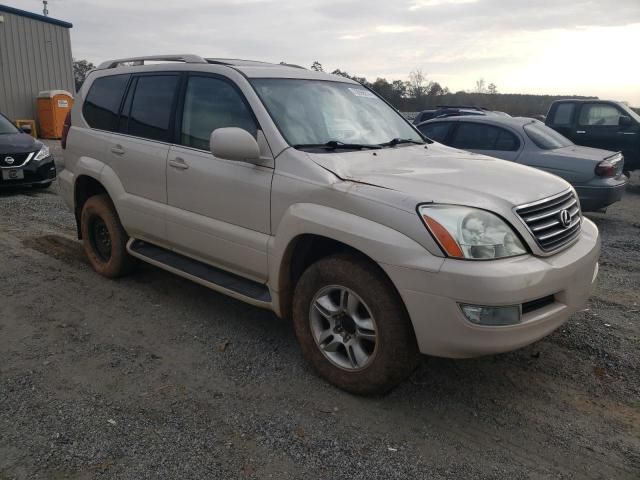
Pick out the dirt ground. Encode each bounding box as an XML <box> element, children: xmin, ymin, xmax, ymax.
<box><xmin>0</xmin><ymin>144</ymin><xmax>638</xmax><ymax>479</ymax></box>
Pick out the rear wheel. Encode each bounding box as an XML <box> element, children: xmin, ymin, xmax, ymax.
<box><xmin>80</xmin><ymin>194</ymin><xmax>134</xmax><ymax>278</ymax></box>
<box><xmin>292</xmin><ymin>253</ymin><xmax>420</xmax><ymax>395</ymax></box>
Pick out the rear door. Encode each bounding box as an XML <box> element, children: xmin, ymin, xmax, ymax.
<box><xmin>448</xmin><ymin>121</ymin><xmax>522</xmax><ymax>161</ymax></box>
<box><xmin>105</xmin><ymin>73</ymin><xmax>180</xmax><ymax>243</ymax></box>
<box><xmin>165</xmin><ymin>73</ymin><xmax>273</xmax><ymax>282</ymax></box>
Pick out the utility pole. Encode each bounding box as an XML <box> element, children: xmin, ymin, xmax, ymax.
<box><xmin>42</xmin><ymin>1</ymin><xmax>49</xmax><ymax>16</ymax></box>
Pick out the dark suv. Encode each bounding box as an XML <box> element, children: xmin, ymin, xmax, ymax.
<box><xmin>545</xmin><ymin>100</ymin><xmax>640</xmax><ymax>173</ymax></box>
<box><xmin>0</xmin><ymin>112</ymin><xmax>56</xmax><ymax>188</ymax></box>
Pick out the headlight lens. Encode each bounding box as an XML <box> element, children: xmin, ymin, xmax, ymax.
<box><xmin>419</xmin><ymin>205</ymin><xmax>527</xmax><ymax>260</ymax></box>
<box><xmin>34</xmin><ymin>145</ymin><xmax>50</xmax><ymax>162</ymax></box>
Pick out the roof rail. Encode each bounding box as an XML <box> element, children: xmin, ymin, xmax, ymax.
<box><xmin>97</xmin><ymin>54</ymin><xmax>208</xmax><ymax>69</ymax></box>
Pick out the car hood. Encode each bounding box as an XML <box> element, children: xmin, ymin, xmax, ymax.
<box><xmin>0</xmin><ymin>132</ymin><xmax>40</xmax><ymax>154</ymax></box>
<box><xmin>308</xmin><ymin>143</ymin><xmax>571</xmax><ymax>210</ymax></box>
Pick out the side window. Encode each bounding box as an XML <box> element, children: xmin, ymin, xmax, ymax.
<box><xmin>552</xmin><ymin>103</ymin><xmax>574</xmax><ymax>126</ymax></box>
<box><xmin>495</xmin><ymin>129</ymin><xmax>520</xmax><ymax>151</ymax></box>
<box><xmin>128</xmin><ymin>75</ymin><xmax>179</xmax><ymax>142</ymax></box>
<box><xmin>181</xmin><ymin>76</ymin><xmax>257</xmax><ymax>150</ymax></box>
<box><xmin>418</xmin><ymin>122</ymin><xmax>451</xmax><ymax>143</ymax></box>
<box><xmin>451</xmin><ymin>123</ymin><xmax>519</xmax><ymax>151</ymax></box>
<box><xmin>83</xmin><ymin>75</ymin><xmax>130</xmax><ymax>131</ymax></box>
<box><xmin>579</xmin><ymin>104</ymin><xmax>622</xmax><ymax>126</ymax></box>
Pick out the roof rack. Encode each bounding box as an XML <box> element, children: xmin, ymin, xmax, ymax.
<box><xmin>97</xmin><ymin>54</ymin><xmax>208</xmax><ymax>69</ymax></box>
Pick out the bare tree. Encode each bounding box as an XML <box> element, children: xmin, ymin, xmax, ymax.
<box><xmin>475</xmin><ymin>78</ymin><xmax>486</xmax><ymax>94</ymax></box>
<box><xmin>488</xmin><ymin>83</ymin><xmax>498</xmax><ymax>95</ymax></box>
<box><xmin>408</xmin><ymin>69</ymin><xmax>430</xmax><ymax>100</ymax></box>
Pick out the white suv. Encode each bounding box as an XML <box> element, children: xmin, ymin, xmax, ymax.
<box><xmin>59</xmin><ymin>55</ymin><xmax>600</xmax><ymax>394</ymax></box>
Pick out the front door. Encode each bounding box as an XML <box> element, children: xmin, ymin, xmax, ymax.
<box><xmin>165</xmin><ymin>74</ymin><xmax>273</xmax><ymax>282</ymax></box>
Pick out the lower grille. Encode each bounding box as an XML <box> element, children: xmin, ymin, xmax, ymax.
<box><xmin>522</xmin><ymin>295</ymin><xmax>555</xmax><ymax>314</ymax></box>
<box><xmin>515</xmin><ymin>190</ymin><xmax>582</xmax><ymax>252</ymax></box>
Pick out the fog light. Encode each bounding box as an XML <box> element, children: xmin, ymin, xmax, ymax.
<box><xmin>460</xmin><ymin>304</ymin><xmax>521</xmax><ymax>326</ymax></box>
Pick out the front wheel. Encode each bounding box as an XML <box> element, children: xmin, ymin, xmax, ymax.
<box><xmin>292</xmin><ymin>254</ymin><xmax>420</xmax><ymax>395</ymax></box>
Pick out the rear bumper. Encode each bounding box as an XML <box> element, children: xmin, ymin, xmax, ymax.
<box><xmin>382</xmin><ymin>218</ymin><xmax>600</xmax><ymax>358</ymax></box>
<box><xmin>0</xmin><ymin>156</ymin><xmax>56</xmax><ymax>187</ymax></box>
<box><xmin>575</xmin><ymin>180</ymin><xmax>627</xmax><ymax>211</ymax></box>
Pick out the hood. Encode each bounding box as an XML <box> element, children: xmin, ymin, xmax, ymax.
<box><xmin>0</xmin><ymin>132</ymin><xmax>40</xmax><ymax>154</ymax></box>
<box><xmin>309</xmin><ymin>143</ymin><xmax>570</xmax><ymax>210</ymax></box>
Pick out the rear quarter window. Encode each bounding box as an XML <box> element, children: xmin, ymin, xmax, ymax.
<box><xmin>82</xmin><ymin>75</ymin><xmax>131</xmax><ymax>132</ymax></box>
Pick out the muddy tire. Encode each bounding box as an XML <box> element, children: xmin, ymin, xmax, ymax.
<box><xmin>80</xmin><ymin>194</ymin><xmax>134</xmax><ymax>278</ymax></box>
<box><xmin>292</xmin><ymin>253</ymin><xmax>420</xmax><ymax>395</ymax></box>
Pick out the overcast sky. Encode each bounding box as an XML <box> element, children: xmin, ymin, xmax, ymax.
<box><xmin>13</xmin><ymin>0</ymin><xmax>640</xmax><ymax>105</ymax></box>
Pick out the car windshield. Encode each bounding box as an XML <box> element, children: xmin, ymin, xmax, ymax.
<box><xmin>250</xmin><ymin>79</ymin><xmax>424</xmax><ymax>149</ymax></box>
<box><xmin>0</xmin><ymin>115</ymin><xmax>19</xmax><ymax>134</ymax></box>
<box><xmin>620</xmin><ymin>104</ymin><xmax>640</xmax><ymax>123</ymax></box>
<box><xmin>524</xmin><ymin>121</ymin><xmax>573</xmax><ymax>150</ymax></box>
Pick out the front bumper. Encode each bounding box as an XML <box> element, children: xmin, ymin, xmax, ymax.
<box><xmin>383</xmin><ymin>218</ymin><xmax>600</xmax><ymax>358</ymax></box>
<box><xmin>575</xmin><ymin>179</ymin><xmax>627</xmax><ymax>212</ymax></box>
<box><xmin>0</xmin><ymin>156</ymin><xmax>56</xmax><ymax>187</ymax></box>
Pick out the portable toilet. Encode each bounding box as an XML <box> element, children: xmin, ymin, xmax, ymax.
<box><xmin>37</xmin><ymin>90</ymin><xmax>74</xmax><ymax>139</ymax></box>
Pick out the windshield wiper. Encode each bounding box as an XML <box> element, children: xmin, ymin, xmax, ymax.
<box><xmin>378</xmin><ymin>138</ymin><xmax>425</xmax><ymax>147</ymax></box>
<box><xmin>293</xmin><ymin>140</ymin><xmax>382</xmax><ymax>151</ymax></box>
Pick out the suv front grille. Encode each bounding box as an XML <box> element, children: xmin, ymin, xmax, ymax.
<box><xmin>515</xmin><ymin>190</ymin><xmax>582</xmax><ymax>252</ymax></box>
<box><xmin>0</xmin><ymin>151</ymin><xmax>35</xmax><ymax>168</ymax></box>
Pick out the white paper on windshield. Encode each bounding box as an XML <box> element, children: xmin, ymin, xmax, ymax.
<box><xmin>348</xmin><ymin>88</ymin><xmax>377</xmax><ymax>99</ymax></box>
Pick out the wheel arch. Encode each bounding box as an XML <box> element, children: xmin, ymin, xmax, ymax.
<box><xmin>269</xmin><ymin>203</ymin><xmax>444</xmax><ymax>319</ymax></box>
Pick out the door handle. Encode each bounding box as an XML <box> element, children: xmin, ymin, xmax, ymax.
<box><xmin>169</xmin><ymin>157</ymin><xmax>189</xmax><ymax>170</ymax></box>
<box><xmin>111</xmin><ymin>145</ymin><xmax>125</xmax><ymax>155</ymax></box>
<box><xmin>576</xmin><ymin>131</ymin><xmax>586</xmax><ymax>134</ymax></box>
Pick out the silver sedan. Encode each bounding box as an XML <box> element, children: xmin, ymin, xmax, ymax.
<box><xmin>416</xmin><ymin>115</ymin><xmax>628</xmax><ymax>212</ymax></box>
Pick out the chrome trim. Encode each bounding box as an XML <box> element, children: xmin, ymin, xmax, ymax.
<box><xmin>0</xmin><ymin>152</ymin><xmax>35</xmax><ymax>169</ymax></box>
<box><xmin>513</xmin><ymin>189</ymin><xmax>582</xmax><ymax>255</ymax></box>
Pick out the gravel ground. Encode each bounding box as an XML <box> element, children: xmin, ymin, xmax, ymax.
<box><xmin>1</xmin><ymin>142</ymin><xmax>638</xmax><ymax>479</ymax></box>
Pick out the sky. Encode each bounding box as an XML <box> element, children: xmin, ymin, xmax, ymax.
<box><xmin>11</xmin><ymin>0</ymin><xmax>640</xmax><ymax>105</ymax></box>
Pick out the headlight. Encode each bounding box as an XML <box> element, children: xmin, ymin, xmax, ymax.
<box><xmin>419</xmin><ymin>205</ymin><xmax>527</xmax><ymax>260</ymax></box>
<box><xmin>34</xmin><ymin>145</ymin><xmax>50</xmax><ymax>162</ymax></box>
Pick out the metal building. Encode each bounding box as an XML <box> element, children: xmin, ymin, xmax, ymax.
<box><xmin>0</xmin><ymin>4</ymin><xmax>74</xmax><ymax>122</ymax></box>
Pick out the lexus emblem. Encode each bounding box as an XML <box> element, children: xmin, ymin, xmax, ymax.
<box><xmin>4</xmin><ymin>156</ymin><xmax>15</xmax><ymax>165</ymax></box>
<box><xmin>559</xmin><ymin>209</ymin><xmax>571</xmax><ymax>228</ymax></box>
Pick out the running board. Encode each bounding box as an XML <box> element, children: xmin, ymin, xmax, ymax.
<box><xmin>127</xmin><ymin>239</ymin><xmax>272</xmax><ymax>307</ymax></box>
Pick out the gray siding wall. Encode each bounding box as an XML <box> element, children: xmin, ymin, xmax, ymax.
<box><xmin>0</xmin><ymin>11</ymin><xmax>74</xmax><ymax>121</ymax></box>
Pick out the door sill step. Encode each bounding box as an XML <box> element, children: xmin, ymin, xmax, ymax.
<box><xmin>127</xmin><ymin>239</ymin><xmax>272</xmax><ymax>305</ymax></box>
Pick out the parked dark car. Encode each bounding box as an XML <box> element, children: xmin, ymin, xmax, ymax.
<box><xmin>545</xmin><ymin>99</ymin><xmax>640</xmax><ymax>173</ymax></box>
<box><xmin>417</xmin><ymin>115</ymin><xmax>627</xmax><ymax>212</ymax></box>
<box><xmin>0</xmin><ymin>112</ymin><xmax>56</xmax><ymax>188</ymax></box>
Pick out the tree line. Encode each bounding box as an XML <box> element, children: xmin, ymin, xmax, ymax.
<box><xmin>311</xmin><ymin>61</ymin><xmax>597</xmax><ymax>117</ymax></box>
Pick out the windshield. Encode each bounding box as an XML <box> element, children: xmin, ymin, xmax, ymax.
<box><xmin>621</xmin><ymin>103</ymin><xmax>640</xmax><ymax>123</ymax></box>
<box><xmin>250</xmin><ymin>79</ymin><xmax>424</xmax><ymax>148</ymax></box>
<box><xmin>524</xmin><ymin>121</ymin><xmax>573</xmax><ymax>150</ymax></box>
<box><xmin>0</xmin><ymin>115</ymin><xmax>19</xmax><ymax>134</ymax></box>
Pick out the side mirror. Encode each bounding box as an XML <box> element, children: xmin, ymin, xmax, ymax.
<box><xmin>210</xmin><ymin>127</ymin><xmax>260</xmax><ymax>163</ymax></box>
<box><xmin>619</xmin><ymin>115</ymin><xmax>633</xmax><ymax>128</ymax></box>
